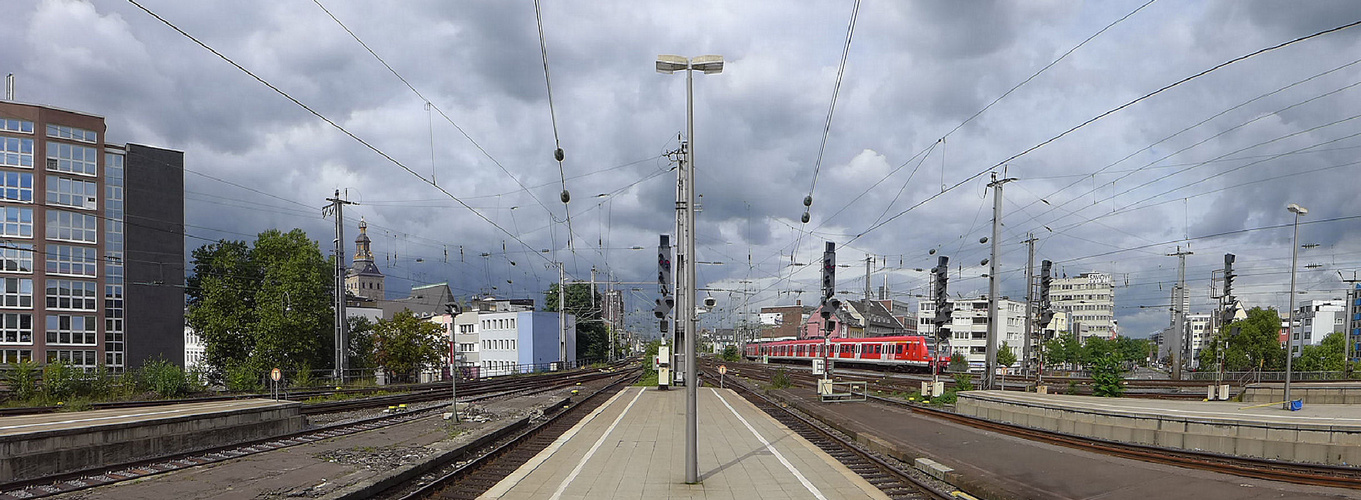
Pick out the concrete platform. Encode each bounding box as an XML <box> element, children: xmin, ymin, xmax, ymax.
<box><xmin>957</xmin><ymin>390</ymin><xmax>1361</xmax><ymax>466</ymax></box>
<box><xmin>0</xmin><ymin>399</ymin><xmax>303</xmax><ymax>484</ymax></box>
<box><xmin>1243</xmin><ymin>381</ymin><xmax>1361</xmax><ymax>404</ymax></box>
<box><xmin>482</xmin><ymin>386</ymin><xmax>890</xmax><ymax>499</ymax></box>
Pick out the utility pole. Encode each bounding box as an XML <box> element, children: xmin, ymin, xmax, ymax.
<box><xmin>559</xmin><ymin>263</ymin><xmax>567</xmax><ymax>367</ymax></box>
<box><xmin>1168</xmin><ymin>246</ymin><xmax>1193</xmax><ymax>380</ymax></box>
<box><xmin>864</xmin><ymin>254</ymin><xmax>873</xmax><ymax>303</ymax></box>
<box><xmin>1340</xmin><ymin>271</ymin><xmax>1360</xmax><ymax>378</ymax></box>
<box><xmin>1022</xmin><ymin>233</ymin><xmax>1037</xmax><ymax>380</ymax></box>
<box><xmin>985</xmin><ymin>172</ymin><xmax>1016</xmax><ymax>390</ymax></box>
<box><xmin>323</xmin><ymin>190</ymin><xmax>356</xmax><ymax>383</ymax></box>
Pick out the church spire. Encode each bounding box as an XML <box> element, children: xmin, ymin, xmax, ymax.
<box><xmin>355</xmin><ymin>217</ymin><xmax>374</xmax><ymax>263</ymax></box>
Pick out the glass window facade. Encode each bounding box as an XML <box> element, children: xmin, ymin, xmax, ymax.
<box><xmin>0</xmin><ymin>313</ymin><xmax>32</xmax><ymax>344</ymax></box>
<box><xmin>105</xmin><ymin>151</ymin><xmax>123</xmax><ymax>369</ymax></box>
<box><xmin>0</xmin><ymin>244</ymin><xmax>32</xmax><ymax>273</ymax></box>
<box><xmin>46</xmin><ymin>176</ymin><xmax>97</xmax><ymax>209</ymax></box>
<box><xmin>0</xmin><ymin>277</ymin><xmax>32</xmax><ymax>308</ymax></box>
<box><xmin>46</xmin><ymin>125</ymin><xmax>97</xmax><ymax>143</ymax></box>
<box><xmin>46</xmin><ymin>142</ymin><xmax>98</xmax><ymax>176</ymax></box>
<box><xmin>0</xmin><ymin>119</ymin><xmax>34</xmax><ymax>134</ymax></box>
<box><xmin>46</xmin><ymin>244</ymin><xmax>97</xmax><ymax>277</ymax></box>
<box><xmin>0</xmin><ymin>172</ymin><xmax>33</xmax><ymax>202</ymax></box>
<box><xmin>0</xmin><ymin>137</ymin><xmax>33</xmax><ymax>168</ymax></box>
<box><xmin>46</xmin><ymin>210</ymin><xmax>97</xmax><ymax>243</ymax></box>
<box><xmin>46</xmin><ymin>349</ymin><xmax>97</xmax><ymax>367</ymax></box>
<box><xmin>45</xmin><ymin>314</ymin><xmax>97</xmax><ymax>345</ymax></box>
<box><xmin>45</xmin><ymin>279</ymin><xmax>97</xmax><ymax>311</ymax></box>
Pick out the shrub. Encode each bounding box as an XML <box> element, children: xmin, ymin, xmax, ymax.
<box><xmin>721</xmin><ymin>346</ymin><xmax>741</xmax><ymax>363</ymax></box>
<box><xmin>770</xmin><ymin>368</ymin><xmax>792</xmax><ymax>389</ymax></box>
<box><xmin>226</xmin><ymin>361</ymin><xmax>262</xmax><ymax>393</ymax></box>
<box><xmin>292</xmin><ymin>362</ymin><xmax>315</xmax><ymax>388</ymax></box>
<box><xmin>139</xmin><ymin>358</ymin><xmax>187</xmax><ymax>398</ymax></box>
<box><xmin>1090</xmin><ymin>354</ymin><xmax>1125</xmax><ymax>398</ymax></box>
<box><xmin>6</xmin><ymin>360</ymin><xmax>39</xmax><ymax>401</ymax></box>
<box><xmin>42</xmin><ymin>361</ymin><xmax>81</xmax><ymax>401</ymax></box>
<box><xmin>952</xmin><ymin>372</ymin><xmax>974</xmax><ymax>392</ymax></box>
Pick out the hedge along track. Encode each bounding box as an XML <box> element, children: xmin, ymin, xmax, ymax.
<box><xmin>391</xmin><ymin>369</ymin><xmax>642</xmax><ymax>500</ymax></box>
<box><xmin>0</xmin><ymin>367</ymin><xmax>630</xmax><ymax>500</ymax></box>
<box><xmin>707</xmin><ymin>368</ymin><xmax>954</xmax><ymax>500</ymax></box>
<box><xmin>883</xmin><ymin>396</ymin><xmax>1361</xmax><ymax>490</ymax></box>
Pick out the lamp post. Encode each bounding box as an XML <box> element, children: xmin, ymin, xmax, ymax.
<box><xmin>657</xmin><ymin>53</ymin><xmax>723</xmax><ymax>485</ymax></box>
<box><xmin>1284</xmin><ymin>203</ymin><xmax>1307</xmax><ymax>409</ymax></box>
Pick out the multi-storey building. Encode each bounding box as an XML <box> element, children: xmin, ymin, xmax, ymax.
<box><xmin>1049</xmin><ymin>272</ymin><xmax>1115</xmax><ymax>339</ymax></box>
<box><xmin>1187</xmin><ymin>313</ymin><xmax>1211</xmax><ymax>369</ymax></box>
<box><xmin>0</xmin><ymin>101</ymin><xmax>183</xmax><ymax>370</ymax></box>
<box><xmin>759</xmin><ymin>302</ymin><xmax>812</xmax><ymax>340</ymax></box>
<box><xmin>476</xmin><ymin>311</ymin><xmax>575</xmax><ymax>376</ymax></box>
<box><xmin>1292</xmin><ymin>299</ymin><xmax>1346</xmax><ymax>353</ymax></box>
<box><xmin>918</xmin><ymin>298</ymin><xmax>1026</xmax><ymax>371</ymax></box>
<box><xmin>1348</xmin><ymin>284</ymin><xmax>1361</xmax><ymax>365</ymax></box>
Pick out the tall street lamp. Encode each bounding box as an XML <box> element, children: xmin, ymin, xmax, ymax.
<box><xmin>1284</xmin><ymin>203</ymin><xmax>1307</xmax><ymax>409</ymax></box>
<box><xmin>657</xmin><ymin>53</ymin><xmax>723</xmax><ymax>484</ymax></box>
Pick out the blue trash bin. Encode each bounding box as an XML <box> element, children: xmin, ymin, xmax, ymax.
<box><xmin>1288</xmin><ymin>399</ymin><xmax>1303</xmax><ymax>411</ymax></box>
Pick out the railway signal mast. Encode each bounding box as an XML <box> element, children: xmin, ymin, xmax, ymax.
<box><xmin>654</xmin><ymin>235</ymin><xmax>674</xmax><ymax>379</ymax></box>
<box><xmin>1038</xmin><ymin>260</ymin><xmax>1054</xmax><ymax>386</ymax></box>
<box><xmin>931</xmin><ymin>256</ymin><xmax>951</xmax><ymax>387</ymax></box>
<box><xmin>819</xmin><ymin>242</ymin><xmax>840</xmax><ymax>388</ymax></box>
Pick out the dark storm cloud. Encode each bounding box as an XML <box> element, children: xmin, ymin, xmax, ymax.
<box><xmin>9</xmin><ymin>0</ymin><xmax>1361</xmax><ymax>338</ymax></box>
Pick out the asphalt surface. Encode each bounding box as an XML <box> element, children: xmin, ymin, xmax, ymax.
<box><xmin>771</xmin><ymin>387</ymin><xmax>1359</xmax><ymax>500</ymax></box>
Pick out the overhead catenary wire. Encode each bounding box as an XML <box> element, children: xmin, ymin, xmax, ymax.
<box><xmin>127</xmin><ymin>0</ymin><xmax>569</xmax><ymax>277</ymax></box>
<box><xmin>848</xmin><ymin>18</ymin><xmax>1361</xmax><ymax>245</ymax></box>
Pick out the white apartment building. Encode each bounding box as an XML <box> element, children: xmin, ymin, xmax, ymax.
<box><xmin>1049</xmin><ymin>272</ymin><xmax>1116</xmax><ymax>339</ymax></box>
<box><xmin>918</xmin><ymin>298</ymin><xmax>1026</xmax><ymax>372</ymax></box>
<box><xmin>453</xmin><ymin>311</ymin><xmax>480</xmax><ymax>373</ymax></box>
<box><xmin>1187</xmin><ymin>313</ymin><xmax>1211</xmax><ymax>369</ymax></box>
<box><xmin>1293</xmin><ymin>299</ymin><xmax>1346</xmax><ymax>352</ymax></box>
<box><xmin>476</xmin><ymin>311</ymin><xmax>576</xmax><ymax>377</ymax></box>
<box><xmin>184</xmin><ymin>325</ymin><xmax>205</xmax><ymax>372</ymax></box>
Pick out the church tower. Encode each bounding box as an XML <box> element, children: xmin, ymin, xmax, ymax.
<box><xmin>345</xmin><ymin>217</ymin><xmax>385</xmax><ymax>300</ymax></box>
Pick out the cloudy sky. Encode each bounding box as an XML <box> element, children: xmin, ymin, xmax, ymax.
<box><xmin>5</xmin><ymin>0</ymin><xmax>1361</xmax><ymax>338</ymax></box>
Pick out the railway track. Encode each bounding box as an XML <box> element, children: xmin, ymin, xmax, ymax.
<box><xmin>706</xmin><ymin>367</ymin><xmax>953</xmax><ymax>500</ymax></box>
<box><xmin>0</xmin><ymin>367</ymin><xmax>629</xmax><ymax>500</ymax></box>
<box><xmin>714</xmin><ymin>359</ymin><xmax>1361</xmax><ymax>491</ymax></box>
<box><xmin>388</xmin><ymin>370</ymin><xmax>640</xmax><ymax>499</ymax></box>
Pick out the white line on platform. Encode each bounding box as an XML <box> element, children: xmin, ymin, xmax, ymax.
<box><xmin>480</xmin><ymin>386</ymin><xmax>636</xmax><ymax>499</ymax></box>
<box><xmin>713</xmin><ymin>388</ymin><xmax>827</xmax><ymax>500</ymax></box>
<box><xmin>548</xmin><ymin>387</ymin><xmax>645</xmax><ymax>500</ymax></box>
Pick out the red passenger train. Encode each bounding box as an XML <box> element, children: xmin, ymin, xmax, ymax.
<box><xmin>744</xmin><ymin>335</ymin><xmax>946</xmax><ymax>372</ymax></box>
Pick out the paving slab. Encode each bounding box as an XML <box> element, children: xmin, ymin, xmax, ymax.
<box><xmin>482</xmin><ymin>386</ymin><xmax>890</xmax><ymax>500</ymax></box>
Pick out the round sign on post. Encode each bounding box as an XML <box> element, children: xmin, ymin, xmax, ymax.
<box><xmin>271</xmin><ymin>368</ymin><xmax>282</xmax><ymax>382</ymax></box>
<box><xmin>718</xmin><ymin>365</ymin><xmax>727</xmax><ymax>375</ymax></box>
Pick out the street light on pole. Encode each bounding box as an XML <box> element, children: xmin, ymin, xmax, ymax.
<box><xmin>657</xmin><ymin>53</ymin><xmax>722</xmax><ymax>485</ymax></box>
<box><xmin>1284</xmin><ymin>203</ymin><xmax>1307</xmax><ymax>410</ymax></box>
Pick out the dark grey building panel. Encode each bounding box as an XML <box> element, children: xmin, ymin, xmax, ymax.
<box><xmin>124</xmin><ymin>143</ymin><xmax>185</xmax><ymax>368</ymax></box>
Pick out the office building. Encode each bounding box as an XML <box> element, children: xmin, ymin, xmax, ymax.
<box><xmin>1049</xmin><ymin>272</ymin><xmax>1115</xmax><ymax>339</ymax></box>
<box><xmin>0</xmin><ymin>101</ymin><xmax>183</xmax><ymax>370</ymax></box>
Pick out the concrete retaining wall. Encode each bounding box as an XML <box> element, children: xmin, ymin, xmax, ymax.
<box><xmin>956</xmin><ymin>393</ymin><xmax>1361</xmax><ymax>466</ymax></box>
<box><xmin>0</xmin><ymin>401</ymin><xmax>304</xmax><ymax>484</ymax></box>
<box><xmin>1242</xmin><ymin>384</ymin><xmax>1361</xmax><ymax>404</ymax></box>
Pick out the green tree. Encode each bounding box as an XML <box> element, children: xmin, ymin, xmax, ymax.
<box><xmin>1197</xmin><ymin>307</ymin><xmax>1286</xmax><ymax>372</ymax></box>
<box><xmin>1296</xmin><ymin>331</ymin><xmax>1345</xmax><ymax>372</ymax></box>
<box><xmin>948</xmin><ymin>352</ymin><xmax>969</xmax><ymax>373</ymax></box>
<box><xmin>347</xmin><ymin>316</ymin><xmax>377</xmax><ymax>370</ymax></box>
<box><xmin>187</xmin><ymin>230</ymin><xmax>335</xmax><ymax>380</ymax></box>
<box><xmin>373</xmin><ymin>310</ymin><xmax>447</xmax><ymax>382</ymax></box>
<box><xmin>996</xmin><ymin>341</ymin><xmax>1017</xmax><ymax>369</ymax></box>
<box><xmin>544</xmin><ymin>283</ymin><xmax>608</xmax><ymax>362</ymax></box>
<box><xmin>1044</xmin><ymin>332</ymin><xmax>1080</xmax><ymax>368</ymax></box>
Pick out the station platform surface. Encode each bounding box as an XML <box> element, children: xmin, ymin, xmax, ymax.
<box><xmin>482</xmin><ymin>385</ymin><xmax>890</xmax><ymax>499</ymax></box>
<box><xmin>957</xmin><ymin>390</ymin><xmax>1361</xmax><ymax>466</ymax></box>
<box><xmin>0</xmin><ymin>399</ymin><xmax>295</xmax><ymax>436</ymax></box>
